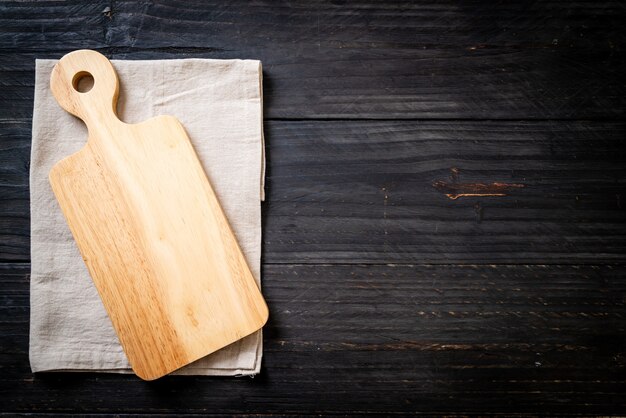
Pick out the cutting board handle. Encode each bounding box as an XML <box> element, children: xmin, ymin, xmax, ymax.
<box><xmin>50</xmin><ymin>50</ymin><xmax>120</xmax><ymax>132</ymax></box>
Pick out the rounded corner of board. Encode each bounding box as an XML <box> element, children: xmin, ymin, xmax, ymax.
<box><xmin>48</xmin><ymin>149</ymin><xmax>86</xmax><ymax>182</ymax></box>
<box><xmin>48</xmin><ymin>163</ymin><xmax>63</xmax><ymax>186</ymax></box>
<box><xmin>47</xmin><ymin>165</ymin><xmax>58</xmax><ymax>181</ymax></box>
<box><xmin>258</xmin><ymin>303</ymin><xmax>270</xmax><ymax>329</ymax></box>
<box><xmin>132</xmin><ymin>366</ymin><xmax>167</xmax><ymax>381</ymax></box>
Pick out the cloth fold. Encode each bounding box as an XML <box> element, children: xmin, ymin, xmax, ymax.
<box><xmin>30</xmin><ymin>58</ymin><xmax>265</xmax><ymax>376</ymax></box>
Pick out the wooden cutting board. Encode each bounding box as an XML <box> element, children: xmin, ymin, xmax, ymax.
<box><xmin>48</xmin><ymin>50</ymin><xmax>269</xmax><ymax>380</ymax></box>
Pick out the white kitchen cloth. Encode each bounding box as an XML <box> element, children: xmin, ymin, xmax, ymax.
<box><xmin>30</xmin><ymin>58</ymin><xmax>265</xmax><ymax>376</ymax></box>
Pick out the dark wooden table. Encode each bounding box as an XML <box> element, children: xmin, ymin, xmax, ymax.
<box><xmin>1</xmin><ymin>1</ymin><xmax>625</xmax><ymax>415</ymax></box>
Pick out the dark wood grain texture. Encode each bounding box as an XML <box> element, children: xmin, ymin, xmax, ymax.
<box><xmin>3</xmin><ymin>120</ymin><xmax>625</xmax><ymax>263</ymax></box>
<box><xmin>263</xmin><ymin>120</ymin><xmax>626</xmax><ymax>264</ymax></box>
<box><xmin>1</xmin><ymin>1</ymin><xmax>624</xmax><ymax>119</ymax></box>
<box><xmin>1</xmin><ymin>0</ymin><xmax>625</xmax><ymax>415</ymax></box>
<box><xmin>0</xmin><ymin>118</ymin><xmax>29</xmax><ymax>262</ymax></box>
<box><xmin>1</xmin><ymin>263</ymin><xmax>625</xmax><ymax>415</ymax></box>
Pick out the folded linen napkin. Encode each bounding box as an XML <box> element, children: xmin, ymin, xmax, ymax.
<box><xmin>30</xmin><ymin>58</ymin><xmax>265</xmax><ymax>376</ymax></box>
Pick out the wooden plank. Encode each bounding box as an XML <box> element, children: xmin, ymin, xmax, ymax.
<box><xmin>0</xmin><ymin>118</ymin><xmax>29</xmax><ymax>262</ymax></box>
<box><xmin>0</xmin><ymin>2</ymin><xmax>108</xmax><ymax>50</ymax></box>
<box><xmin>2</xmin><ymin>263</ymin><xmax>624</xmax><ymax>414</ymax></box>
<box><xmin>0</xmin><ymin>1</ymin><xmax>624</xmax><ymax>118</ymax></box>
<box><xmin>262</xmin><ymin>120</ymin><xmax>626</xmax><ymax>264</ymax></box>
<box><xmin>3</xmin><ymin>119</ymin><xmax>626</xmax><ymax>263</ymax></box>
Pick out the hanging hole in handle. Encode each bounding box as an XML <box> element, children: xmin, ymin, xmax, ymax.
<box><xmin>72</xmin><ymin>71</ymin><xmax>94</xmax><ymax>93</ymax></box>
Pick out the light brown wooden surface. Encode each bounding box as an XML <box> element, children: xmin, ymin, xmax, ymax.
<box><xmin>47</xmin><ymin>49</ymin><xmax>268</xmax><ymax>380</ymax></box>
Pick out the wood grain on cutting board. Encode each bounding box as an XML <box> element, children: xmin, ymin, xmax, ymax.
<box><xmin>47</xmin><ymin>50</ymin><xmax>268</xmax><ymax>380</ymax></box>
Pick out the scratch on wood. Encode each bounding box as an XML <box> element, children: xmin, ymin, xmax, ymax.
<box><xmin>433</xmin><ymin>180</ymin><xmax>525</xmax><ymax>200</ymax></box>
<box><xmin>433</xmin><ymin>168</ymin><xmax>525</xmax><ymax>200</ymax></box>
